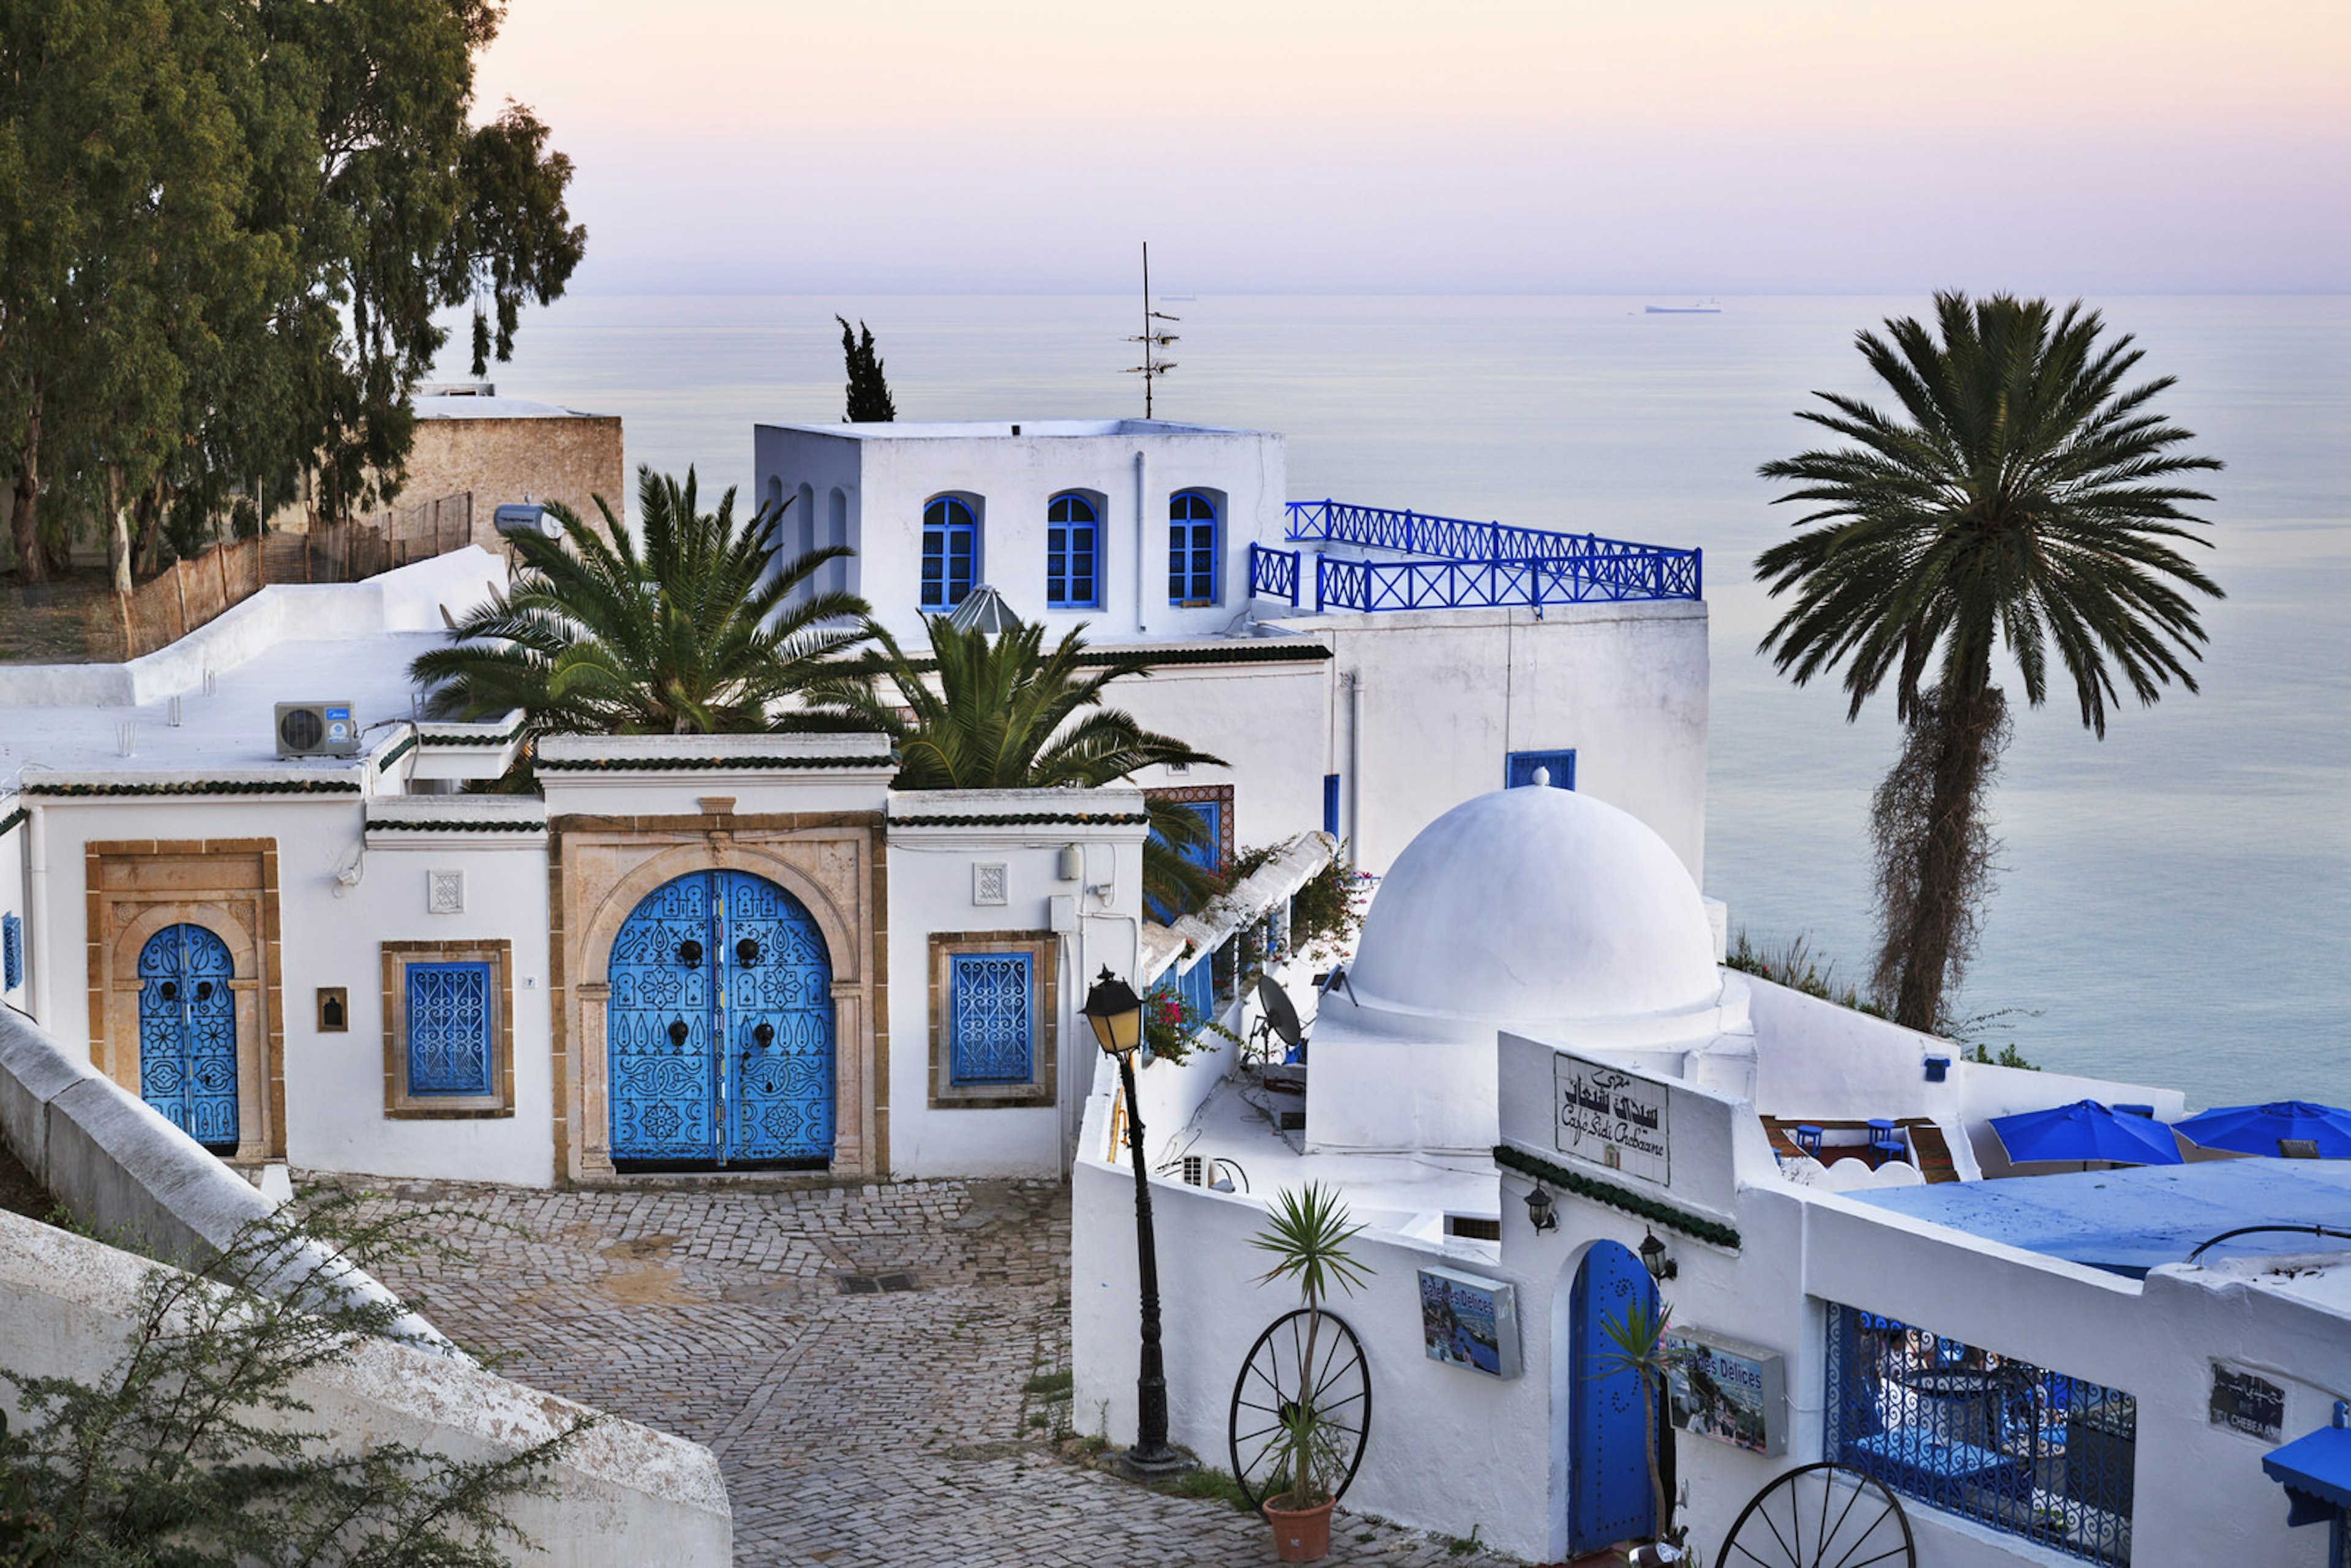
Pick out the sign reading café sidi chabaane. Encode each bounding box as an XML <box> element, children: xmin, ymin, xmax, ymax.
<box><xmin>1554</xmin><ymin>1054</ymin><xmax>1670</xmax><ymax>1185</ymax></box>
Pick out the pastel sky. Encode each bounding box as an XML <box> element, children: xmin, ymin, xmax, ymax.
<box><xmin>474</xmin><ymin>0</ymin><xmax>2350</xmax><ymax>294</ymax></box>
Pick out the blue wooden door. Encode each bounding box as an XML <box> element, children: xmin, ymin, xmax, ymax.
<box><xmin>608</xmin><ymin>871</ymin><xmax>833</xmax><ymax>1166</ymax></box>
<box><xmin>137</xmin><ymin>923</ymin><xmax>239</xmax><ymax>1151</ymax></box>
<box><xmin>1569</xmin><ymin>1240</ymin><xmax>1658</xmax><ymax>1553</ymax></box>
<box><xmin>719</xmin><ymin>871</ymin><xmax>834</xmax><ymax>1161</ymax></box>
<box><xmin>1506</xmin><ymin>748</ymin><xmax>1576</xmax><ymax>790</ymax></box>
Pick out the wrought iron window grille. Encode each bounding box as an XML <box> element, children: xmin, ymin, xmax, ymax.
<box><xmin>1825</xmin><ymin>1304</ymin><xmax>2136</xmax><ymax>1565</ymax></box>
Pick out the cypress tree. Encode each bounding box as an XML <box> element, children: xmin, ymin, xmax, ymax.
<box><xmin>837</xmin><ymin>315</ymin><xmax>897</xmax><ymax>422</ymax></box>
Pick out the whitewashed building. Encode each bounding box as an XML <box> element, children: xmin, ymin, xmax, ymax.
<box><xmin>0</xmin><ymin>411</ymin><xmax>1716</xmax><ymax>1192</ymax></box>
<box><xmin>1070</xmin><ymin>784</ymin><xmax>2351</xmax><ymax>1567</ymax></box>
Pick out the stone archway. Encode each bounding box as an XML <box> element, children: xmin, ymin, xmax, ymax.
<box><xmin>90</xmin><ymin>840</ymin><xmax>280</xmax><ymax>1164</ymax></box>
<box><xmin>556</xmin><ymin>818</ymin><xmax>881</xmax><ymax>1184</ymax></box>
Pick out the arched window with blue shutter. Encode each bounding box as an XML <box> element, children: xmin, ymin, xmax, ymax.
<box><xmin>1168</xmin><ymin>491</ymin><xmax>1219</xmax><ymax>605</ymax></box>
<box><xmin>922</xmin><ymin>495</ymin><xmax>979</xmax><ymax>610</ymax></box>
<box><xmin>1046</xmin><ymin>493</ymin><xmax>1100</xmax><ymax>609</ymax></box>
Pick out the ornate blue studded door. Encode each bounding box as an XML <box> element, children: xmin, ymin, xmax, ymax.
<box><xmin>1569</xmin><ymin>1240</ymin><xmax>1659</xmax><ymax>1553</ymax></box>
<box><xmin>136</xmin><ymin>923</ymin><xmax>239</xmax><ymax>1152</ymax></box>
<box><xmin>607</xmin><ymin>870</ymin><xmax>834</xmax><ymax>1166</ymax></box>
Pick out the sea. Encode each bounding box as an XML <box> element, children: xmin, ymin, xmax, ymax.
<box><xmin>429</xmin><ymin>294</ymin><xmax>2351</xmax><ymax>1112</ymax></box>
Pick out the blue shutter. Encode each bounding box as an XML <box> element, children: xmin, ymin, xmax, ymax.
<box><xmin>406</xmin><ymin>961</ymin><xmax>494</xmax><ymax>1095</ymax></box>
<box><xmin>1048</xmin><ymin>495</ymin><xmax>1100</xmax><ymax>609</ymax></box>
<box><xmin>948</xmin><ymin>952</ymin><xmax>1033</xmax><ymax>1086</ymax></box>
<box><xmin>1177</xmin><ymin>955</ymin><xmax>1213</xmax><ymax>1022</ymax></box>
<box><xmin>1505</xmin><ymin>749</ymin><xmax>1576</xmax><ymax>790</ymax></box>
<box><xmin>1323</xmin><ymin>775</ymin><xmax>1341</xmax><ymax>835</ymax></box>
<box><xmin>1</xmin><ymin>913</ymin><xmax>19</xmax><ymax>991</ymax></box>
<box><xmin>1169</xmin><ymin>492</ymin><xmax>1218</xmax><ymax>604</ymax></box>
<box><xmin>923</xmin><ymin>497</ymin><xmax>978</xmax><ymax>609</ymax></box>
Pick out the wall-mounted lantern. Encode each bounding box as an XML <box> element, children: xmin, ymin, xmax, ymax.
<box><xmin>1524</xmin><ymin>1185</ymin><xmax>1559</xmax><ymax>1234</ymax></box>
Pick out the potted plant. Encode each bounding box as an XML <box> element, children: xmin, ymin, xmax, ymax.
<box><xmin>1248</xmin><ymin>1182</ymin><xmax>1371</xmax><ymax>1562</ymax></box>
<box><xmin>1594</xmin><ymin>1295</ymin><xmax>1697</xmax><ymax>1566</ymax></box>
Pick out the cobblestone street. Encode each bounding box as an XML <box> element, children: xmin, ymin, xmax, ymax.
<box><xmin>353</xmin><ymin>1178</ymin><xmax>1527</xmax><ymax>1568</ymax></box>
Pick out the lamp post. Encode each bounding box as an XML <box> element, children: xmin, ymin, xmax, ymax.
<box><xmin>1083</xmin><ymin>966</ymin><xmax>1185</xmax><ymax>1474</ymax></box>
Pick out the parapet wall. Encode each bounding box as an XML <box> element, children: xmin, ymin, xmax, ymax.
<box><xmin>0</xmin><ymin>1206</ymin><xmax>732</xmax><ymax>1566</ymax></box>
<box><xmin>0</xmin><ymin>1004</ymin><xmax>448</xmax><ymax>1352</ymax></box>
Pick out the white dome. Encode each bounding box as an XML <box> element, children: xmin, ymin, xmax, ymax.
<box><xmin>1346</xmin><ymin>787</ymin><xmax>1720</xmax><ymax>1024</ymax></box>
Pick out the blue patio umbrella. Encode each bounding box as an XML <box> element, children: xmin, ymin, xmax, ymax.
<box><xmin>2175</xmin><ymin>1101</ymin><xmax>2351</xmax><ymax>1158</ymax></box>
<box><xmin>1989</xmin><ymin>1100</ymin><xmax>2184</xmax><ymax>1166</ymax></box>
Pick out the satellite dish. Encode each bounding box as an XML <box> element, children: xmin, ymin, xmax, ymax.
<box><xmin>1254</xmin><ymin>973</ymin><xmax>1303</xmax><ymax>1051</ymax></box>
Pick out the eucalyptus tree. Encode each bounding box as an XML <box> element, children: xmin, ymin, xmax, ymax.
<box><xmin>795</xmin><ymin>616</ymin><xmax>1229</xmax><ymax>913</ymax></box>
<box><xmin>1755</xmin><ymin>292</ymin><xmax>2223</xmax><ymax>1032</ymax></box>
<box><xmin>410</xmin><ymin>467</ymin><xmax>871</xmax><ymax>754</ymax></box>
<box><xmin>0</xmin><ymin>0</ymin><xmax>582</xmax><ymax>583</ymax></box>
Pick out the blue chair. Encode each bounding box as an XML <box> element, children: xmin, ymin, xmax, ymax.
<box><xmin>1793</xmin><ymin>1123</ymin><xmax>1824</xmax><ymax>1160</ymax></box>
<box><xmin>1868</xmin><ymin>1119</ymin><xmax>1905</xmax><ymax>1165</ymax></box>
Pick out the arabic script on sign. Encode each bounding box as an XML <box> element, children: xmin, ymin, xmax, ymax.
<box><xmin>1553</xmin><ymin>1054</ymin><xmax>1670</xmax><ymax>1186</ymax></box>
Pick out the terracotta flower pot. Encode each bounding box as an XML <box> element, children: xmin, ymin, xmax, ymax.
<box><xmin>1263</xmin><ymin>1493</ymin><xmax>1336</xmax><ymax>1562</ymax></box>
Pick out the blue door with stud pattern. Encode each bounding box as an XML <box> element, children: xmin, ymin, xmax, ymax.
<box><xmin>1569</xmin><ymin>1239</ymin><xmax>1658</xmax><ymax>1553</ymax></box>
<box><xmin>137</xmin><ymin>923</ymin><xmax>239</xmax><ymax>1151</ymax></box>
<box><xmin>607</xmin><ymin>871</ymin><xmax>834</xmax><ymax>1165</ymax></box>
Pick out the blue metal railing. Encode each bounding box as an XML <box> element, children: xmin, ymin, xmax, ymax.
<box><xmin>1313</xmin><ymin>550</ymin><xmax>1699</xmax><ymax>613</ymax></box>
<box><xmin>1248</xmin><ymin>542</ymin><xmax>1300</xmax><ymax>607</ymax></box>
<box><xmin>1278</xmin><ymin>500</ymin><xmax>1701</xmax><ymax>612</ymax></box>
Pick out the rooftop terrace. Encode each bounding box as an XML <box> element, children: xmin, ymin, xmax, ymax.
<box><xmin>1848</xmin><ymin>1158</ymin><xmax>2351</xmax><ymax>1278</ymax></box>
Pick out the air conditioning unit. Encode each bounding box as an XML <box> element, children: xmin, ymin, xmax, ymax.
<box><xmin>276</xmin><ymin>702</ymin><xmax>361</xmax><ymax>759</ymax></box>
<box><xmin>493</xmin><ymin>501</ymin><xmax>559</xmax><ymax>540</ymax></box>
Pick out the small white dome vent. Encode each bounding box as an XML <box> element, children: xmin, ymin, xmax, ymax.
<box><xmin>1346</xmin><ymin>786</ymin><xmax>1719</xmax><ymax>1024</ymax></box>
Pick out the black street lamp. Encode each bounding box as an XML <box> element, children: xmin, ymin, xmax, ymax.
<box><xmin>1083</xmin><ymin>966</ymin><xmax>1186</xmax><ymax>1475</ymax></box>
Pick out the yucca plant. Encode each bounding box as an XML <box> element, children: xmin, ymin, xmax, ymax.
<box><xmin>1247</xmin><ymin>1183</ymin><xmax>1371</xmax><ymax>1512</ymax></box>
<box><xmin>1755</xmin><ymin>293</ymin><xmax>2222</xmax><ymax>1031</ymax></box>
<box><xmin>792</xmin><ymin>614</ymin><xmax>1228</xmax><ymax>913</ymax></box>
<box><xmin>410</xmin><ymin>466</ymin><xmax>872</xmax><ymax>757</ymax></box>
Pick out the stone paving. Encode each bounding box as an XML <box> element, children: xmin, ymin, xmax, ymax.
<box><xmin>348</xmin><ymin>1177</ymin><xmax>1530</xmax><ymax>1568</ymax></box>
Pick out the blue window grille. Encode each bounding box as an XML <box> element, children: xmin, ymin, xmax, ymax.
<box><xmin>947</xmin><ymin>952</ymin><xmax>1033</xmax><ymax>1086</ymax></box>
<box><xmin>922</xmin><ymin>496</ymin><xmax>978</xmax><ymax>610</ymax></box>
<box><xmin>1322</xmin><ymin>775</ymin><xmax>1341</xmax><ymax>836</ymax></box>
<box><xmin>1168</xmin><ymin>492</ymin><xmax>1218</xmax><ymax>605</ymax></box>
<box><xmin>1047</xmin><ymin>494</ymin><xmax>1100</xmax><ymax>609</ymax></box>
<box><xmin>1826</xmin><ymin>1304</ymin><xmax>2135</xmax><ymax>1565</ymax></box>
<box><xmin>1505</xmin><ymin>748</ymin><xmax>1576</xmax><ymax>790</ymax></box>
<box><xmin>405</xmin><ymin>961</ymin><xmax>495</xmax><ymax>1097</ymax></box>
<box><xmin>1</xmin><ymin>913</ymin><xmax>19</xmax><ymax>991</ymax></box>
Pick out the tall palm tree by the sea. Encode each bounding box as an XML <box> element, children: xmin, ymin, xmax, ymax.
<box><xmin>1755</xmin><ymin>293</ymin><xmax>2223</xmax><ymax>1033</ymax></box>
<box><xmin>410</xmin><ymin>466</ymin><xmax>871</xmax><ymax>754</ymax></box>
<box><xmin>796</xmin><ymin>615</ymin><xmax>1229</xmax><ymax>915</ymax></box>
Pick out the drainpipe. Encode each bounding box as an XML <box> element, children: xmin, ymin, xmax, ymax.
<box><xmin>1133</xmin><ymin>449</ymin><xmax>1148</xmax><ymax>638</ymax></box>
<box><xmin>1346</xmin><ymin>670</ymin><xmax>1364</xmax><ymax>855</ymax></box>
<box><xmin>25</xmin><ymin>802</ymin><xmax>48</xmax><ymax>1025</ymax></box>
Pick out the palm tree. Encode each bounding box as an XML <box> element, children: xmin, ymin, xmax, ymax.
<box><xmin>791</xmin><ymin>614</ymin><xmax>1229</xmax><ymax>914</ymax></box>
<box><xmin>1755</xmin><ymin>293</ymin><xmax>2222</xmax><ymax>1032</ymax></box>
<box><xmin>410</xmin><ymin>466</ymin><xmax>871</xmax><ymax>759</ymax></box>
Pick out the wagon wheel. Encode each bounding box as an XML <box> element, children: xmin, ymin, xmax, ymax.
<box><xmin>1228</xmin><ymin>1309</ymin><xmax>1371</xmax><ymax>1510</ymax></box>
<box><xmin>1717</xmin><ymin>1462</ymin><xmax>1914</xmax><ymax>1568</ymax></box>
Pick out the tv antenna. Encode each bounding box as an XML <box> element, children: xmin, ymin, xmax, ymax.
<box><xmin>1123</xmin><ymin>241</ymin><xmax>1179</xmax><ymax>418</ymax></box>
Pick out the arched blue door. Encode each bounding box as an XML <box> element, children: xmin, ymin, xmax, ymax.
<box><xmin>137</xmin><ymin>923</ymin><xmax>239</xmax><ymax>1151</ymax></box>
<box><xmin>607</xmin><ymin>870</ymin><xmax>834</xmax><ymax>1166</ymax></box>
<box><xmin>1569</xmin><ymin>1240</ymin><xmax>1659</xmax><ymax>1553</ymax></box>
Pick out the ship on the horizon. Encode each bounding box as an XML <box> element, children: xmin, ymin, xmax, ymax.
<box><xmin>1644</xmin><ymin>299</ymin><xmax>1722</xmax><ymax>314</ymax></box>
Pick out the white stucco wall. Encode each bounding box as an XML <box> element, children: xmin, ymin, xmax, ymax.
<box><xmin>1265</xmin><ymin>600</ymin><xmax>1710</xmax><ymax>881</ymax></box>
<box><xmin>883</xmin><ymin>790</ymin><xmax>1149</xmax><ymax>1179</ymax></box>
<box><xmin>1102</xmin><ymin>651</ymin><xmax>1332</xmax><ymax>855</ymax></box>
<box><xmin>1070</xmin><ymin>1141</ymin><xmax>1558</xmax><ymax>1561</ymax></box>
<box><xmin>18</xmin><ymin>795</ymin><xmax>558</xmax><ymax>1188</ymax></box>
<box><xmin>752</xmin><ymin>421</ymin><xmax>1286</xmax><ymax>647</ymax></box>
